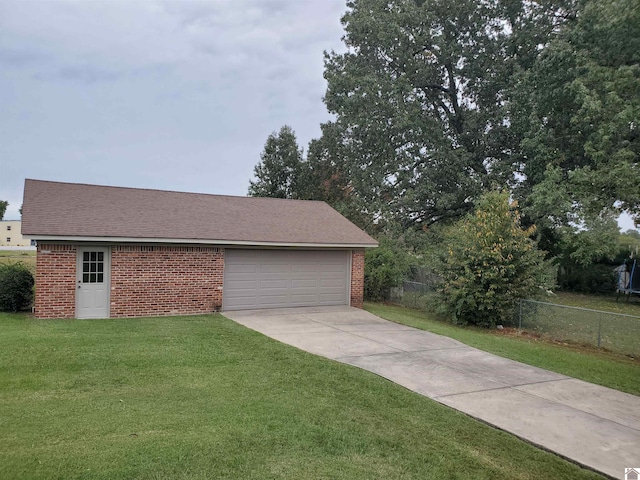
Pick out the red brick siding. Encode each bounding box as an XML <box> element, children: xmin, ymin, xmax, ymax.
<box><xmin>110</xmin><ymin>245</ymin><xmax>224</xmax><ymax>318</ymax></box>
<box><xmin>35</xmin><ymin>244</ymin><xmax>77</xmax><ymax>319</ymax></box>
<box><xmin>35</xmin><ymin>243</ymin><xmax>362</xmax><ymax>318</ymax></box>
<box><xmin>350</xmin><ymin>249</ymin><xmax>365</xmax><ymax>309</ymax></box>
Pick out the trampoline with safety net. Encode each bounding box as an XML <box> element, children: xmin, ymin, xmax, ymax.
<box><xmin>616</xmin><ymin>259</ymin><xmax>640</xmax><ymax>298</ymax></box>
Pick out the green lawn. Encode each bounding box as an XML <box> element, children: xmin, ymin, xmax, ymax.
<box><xmin>516</xmin><ymin>296</ymin><xmax>640</xmax><ymax>357</ymax></box>
<box><xmin>0</xmin><ymin>250</ymin><xmax>36</xmax><ymax>271</ymax></box>
<box><xmin>552</xmin><ymin>291</ymin><xmax>640</xmax><ymax>316</ymax></box>
<box><xmin>365</xmin><ymin>302</ymin><xmax>640</xmax><ymax>396</ymax></box>
<box><xmin>541</xmin><ymin>292</ymin><xmax>640</xmax><ymax>357</ymax></box>
<box><xmin>0</xmin><ymin>312</ymin><xmax>602</xmax><ymax>480</ymax></box>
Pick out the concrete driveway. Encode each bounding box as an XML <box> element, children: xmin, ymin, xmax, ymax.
<box><xmin>224</xmin><ymin>305</ymin><xmax>640</xmax><ymax>478</ymax></box>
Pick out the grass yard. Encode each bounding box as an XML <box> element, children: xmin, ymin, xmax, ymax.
<box><xmin>552</xmin><ymin>291</ymin><xmax>640</xmax><ymax>315</ymax></box>
<box><xmin>517</xmin><ymin>296</ymin><xmax>640</xmax><ymax>357</ymax></box>
<box><xmin>365</xmin><ymin>303</ymin><xmax>640</xmax><ymax>396</ymax></box>
<box><xmin>0</xmin><ymin>312</ymin><xmax>603</xmax><ymax>480</ymax></box>
<box><xmin>0</xmin><ymin>250</ymin><xmax>36</xmax><ymax>271</ymax></box>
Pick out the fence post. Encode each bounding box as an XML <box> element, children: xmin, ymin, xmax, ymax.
<box><xmin>519</xmin><ymin>299</ymin><xmax>523</xmax><ymax>329</ymax></box>
<box><xmin>597</xmin><ymin>315</ymin><xmax>602</xmax><ymax>348</ymax></box>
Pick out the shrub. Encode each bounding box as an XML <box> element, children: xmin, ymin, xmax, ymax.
<box><xmin>364</xmin><ymin>239</ymin><xmax>410</xmax><ymax>301</ymax></box>
<box><xmin>557</xmin><ymin>262</ymin><xmax>617</xmax><ymax>293</ymax></box>
<box><xmin>0</xmin><ymin>262</ymin><xmax>35</xmax><ymax>312</ymax></box>
<box><xmin>435</xmin><ymin>191</ymin><xmax>555</xmax><ymax>327</ymax></box>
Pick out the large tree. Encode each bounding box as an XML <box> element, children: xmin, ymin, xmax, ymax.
<box><xmin>0</xmin><ymin>201</ymin><xmax>8</xmax><ymax>221</ymax></box>
<box><xmin>305</xmin><ymin>125</ymin><xmax>350</xmax><ymax>207</ymax></box>
<box><xmin>304</xmin><ymin>122</ymin><xmax>375</xmax><ymax>230</ymax></box>
<box><xmin>248</xmin><ymin>124</ymin><xmax>373</xmax><ymax>229</ymax></box>
<box><xmin>248</xmin><ymin>126</ymin><xmax>306</xmax><ymax>199</ymax></box>
<box><xmin>322</xmin><ymin>0</ymin><xmax>576</xmax><ymax>229</ymax></box>
<box><xmin>514</xmin><ymin>0</ymin><xmax>640</xmax><ymax>262</ymax></box>
<box><xmin>517</xmin><ymin>0</ymin><xmax>639</xmax><ymax>214</ymax></box>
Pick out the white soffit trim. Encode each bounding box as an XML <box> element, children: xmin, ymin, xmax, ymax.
<box><xmin>23</xmin><ymin>235</ymin><xmax>378</xmax><ymax>248</ymax></box>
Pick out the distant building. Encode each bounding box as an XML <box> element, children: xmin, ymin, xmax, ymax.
<box><xmin>0</xmin><ymin>220</ymin><xmax>33</xmax><ymax>246</ymax></box>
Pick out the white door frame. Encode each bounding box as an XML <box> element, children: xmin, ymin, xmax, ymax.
<box><xmin>76</xmin><ymin>246</ymin><xmax>111</xmax><ymax>318</ymax></box>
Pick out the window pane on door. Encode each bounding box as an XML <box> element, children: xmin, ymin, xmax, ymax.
<box><xmin>82</xmin><ymin>251</ymin><xmax>105</xmax><ymax>283</ymax></box>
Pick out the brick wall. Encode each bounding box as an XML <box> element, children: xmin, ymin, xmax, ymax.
<box><xmin>110</xmin><ymin>245</ymin><xmax>224</xmax><ymax>318</ymax></box>
<box><xmin>34</xmin><ymin>243</ymin><xmax>364</xmax><ymax>318</ymax></box>
<box><xmin>350</xmin><ymin>249</ymin><xmax>365</xmax><ymax>309</ymax></box>
<box><xmin>35</xmin><ymin>244</ymin><xmax>77</xmax><ymax>319</ymax></box>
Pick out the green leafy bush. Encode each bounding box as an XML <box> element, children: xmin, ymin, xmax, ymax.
<box><xmin>364</xmin><ymin>239</ymin><xmax>410</xmax><ymax>301</ymax></box>
<box><xmin>557</xmin><ymin>262</ymin><xmax>617</xmax><ymax>293</ymax></box>
<box><xmin>435</xmin><ymin>191</ymin><xmax>555</xmax><ymax>327</ymax></box>
<box><xmin>0</xmin><ymin>262</ymin><xmax>35</xmax><ymax>312</ymax></box>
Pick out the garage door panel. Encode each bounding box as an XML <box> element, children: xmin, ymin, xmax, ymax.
<box><xmin>258</xmin><ymin>294</ymin><xmax>289</xmax><ymax>305</ymax></box>
<box><xmin>227</xmin><ymin>264</ymin><xmax>258</xmax><ymax>274</ymax></box>
<box><xmin>291</xmin><ymin>279</ymin><xmax>317</xmax><ymax>288</ymax></box>
<box><xmin>224</xmin><ymin>249</ymin><xmax>350</xmax><ymax>311</ymax></box>
<box><xmin>290</xmin><ymin>293</ymin><xmax>318</xmax><ymax>303</ymax></box>
<box><xmin>291</xmin><ymin>264</ymin><xmax>319</xmax><ymax>273</ymax></box>
<box><xmin>260</xmin><ymin>272</ymin><xmax>290</xmax><ymax>279</ymax></box>
<box><xmin>260</xmin><ymin>264</ymin><xmax>289</xmax><ymax>274</ymax></box>
<box><xmin>227</xmin><ymin>272</ymin><xmax>260</xmax><ymax>280</ymax></box>
<box><xmin>321</xmin><ymin>264</ymin><xmax>347</xmax><ymax>273</ymax></box>
<box><xmin>258</xmin><ymin>292</ymin><xmax>288</xmax><ymax>300</ymax></box>
<box><xmin>227</xmin><ymin>296</ymin><xmax>257</xmax><ymax>307</ymax></box>
<box><xmin>319</xmin><ymin>293</ymin><xmax>345</xmax><ymax>302</ymax></box>
<box><xmin>291</xmin><ymin>272</ymin><xmax>320</xmax><ymax>280</ymax></box>
<box><xmin>226</xmin><ymin>280</ymin><xmax>258</xmax><ymax>290</ymax></box>
<box><xmin>260</xmin><ymin>279</ymin><xmax>289</xmax><ymax>289</ymax></box>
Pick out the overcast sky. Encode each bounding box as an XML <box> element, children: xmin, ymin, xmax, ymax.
<box><xmin>1</xmin><ymin>1</ymin><xmax>636</xmax><ymax>230</ymax></box>
<box><xmin>0</xmin><ymin>0</ymin><xmax>346</xmax><ymax>220</ymax></box>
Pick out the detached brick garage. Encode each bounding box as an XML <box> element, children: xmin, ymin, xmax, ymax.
<box><xmin>21</xmin><ymin>179</ymin><xmax>377</xmax><ymax>319</ymax></box>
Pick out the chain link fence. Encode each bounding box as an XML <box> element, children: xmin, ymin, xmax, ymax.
<box><xmin>388</xmin><ymin>268</ymin><xmax>640</xmax><ymax>356</ymax></box>
<box><xmin>389</xmin><ymin>267</ymin><xmax>439</xmax><ymax>309</ymax></box>
<box><xmin>392</xmin><ymin>280</ymin><xmax>433</xmax><ymax>309</ymax></box>
<box><xmin>516</xmin><ymin>299</ymin><xmax>640</xmax><ymax>356</ymax></box>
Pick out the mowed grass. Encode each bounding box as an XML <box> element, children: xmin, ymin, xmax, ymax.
<box><xmin>517</xmin><ymin>296</ymin><xmax>640</xmax><ymax>357</ymax></box>
<box><xmin>0</xmin><ymin>313</ymin><xmax>603</xmax><ymax>480</ymax></box>
<box><xmin>365</xmin><ymin>303</ymin><xmax>640</xmax><ymax>396</ymax></box>
<box><xmin>0</xmin><ymin>250</ymin><xmax>36</xmax><ymax>271</ymax></box>
<box><xmin>552</xmin><ymin>291</ymin><xmax>640</xmax><ymax>316</ymax></box>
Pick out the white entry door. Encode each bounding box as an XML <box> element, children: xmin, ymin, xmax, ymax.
<box><xmin>76</xmin><ymin>247</ymin><xmax>110</xmax><ymax>318</ymax></box>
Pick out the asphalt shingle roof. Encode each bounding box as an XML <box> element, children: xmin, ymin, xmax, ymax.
<box><xmin>21</xmin><ymin>179</ymin><xmax>378</xmax><ymax>247</ymax></box>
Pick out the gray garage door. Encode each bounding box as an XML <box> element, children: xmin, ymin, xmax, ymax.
<box><xmin>223</xmin><ymin>249</ymin><xmax>350</xmax><ymax>311</ymax></box>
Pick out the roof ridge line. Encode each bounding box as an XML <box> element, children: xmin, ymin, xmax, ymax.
<box><xmin>24</xmin><ymin>179</ymin><xmax>329</xmax><ymax>204</ymax></box>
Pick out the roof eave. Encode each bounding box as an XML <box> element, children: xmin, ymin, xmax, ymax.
<box><xmin>23</xmin><ymin>235</ymin><xmax>378</xmax><ymax>249</ymax></box>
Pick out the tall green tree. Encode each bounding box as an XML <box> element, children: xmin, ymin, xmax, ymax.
<box><xmin>248</xmin><ymin>123</ymin><xmax>372</xmax><ymax>230</ymax></box>
<box><xmin>0</xmin><ymin>200</ymin><xmax>8</xmax><ymax>220</ymax></box>
<box><xmin>305</xmin><ymin>122</ymin><xmax>375</xmax><ymax>230</ymax></box>
<box><xmin>305</xmin><ymin>126</ymin><xmax>350</xmax><ymax>207</ymax></box>
<box><xmin>322</xmin><ymin>0</ymin><xmax>577</xmax><ymax>229</ymax></box>
<box><xmin>248</xmin><ymin>126</ymin><xmax>306</xmax><ymax>199</ymax></box>
<box><xmin>515</xmin><ymin>0</ymin><xmax>640</xmax><ymax>253</ymax></box>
